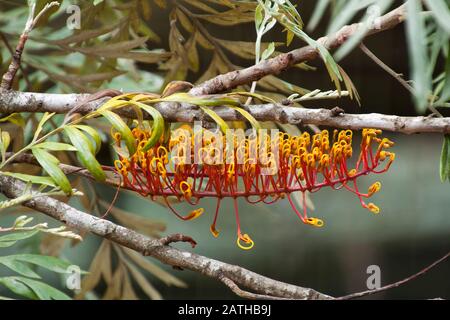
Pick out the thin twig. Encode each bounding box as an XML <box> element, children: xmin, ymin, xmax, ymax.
<box><xmin>190</xmin><ymin>4</ymin><xmax>407</xmax><ymax>96</ymax></box>
<box><xmin>335</xmin><ymin>251</ymin><xmax>450</xmax><ymax>300</ymax></box>
<box><xmin>0</xmin><ymin>174</ymin><xmax>330</xmax><ymax>300</ymax></box>
<box><xmin>0</xmin><ymin>2</ymin><xmax>59</xmax><ymax>91</ymax></box>
<box><xmin>359</xmin><ymin>42</ymin><xmax>443</xmax><ymax>118</ymax></box>
<box><xmin>359</xmin><ymin>43</ymin><xmax>413</xmax><ymax>94</ymax></box>
<box><xmin>0</xmin><ymin>32</ymin><xmax>32</xmax><ymax>90</ymax></box>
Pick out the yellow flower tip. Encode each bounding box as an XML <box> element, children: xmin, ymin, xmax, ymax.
<box><xmin>236</xmin><ymin>233</ymin><xmax>254</xmax><ymax>250</ymax></box>
<box><xmin>185</xmin><ymin>208</ymin><xmax>204</xmax><ymax>220</ymax></box>
<box><xmin>368</xmin><ymin>181</ymin><xmax>381</xmax><ymax>196</ymax></box>
<box><xmin>180</xmin><ymin>181</ymin><xmax>193</xmax><ymax>200</ymax></box>
<box><xmin>305</xmin><ymin>217</ymin><xmax>324</xmax><ymax>228</ymax></box>
<box><xmin>210</xmin><ymin>225</ymin><xmax>220</xmax><ymax>238</ymax></box>
<box><xmin>348</xmin><ymin>169</ymin><xmax>357</xmax><ymax>177</ymax></box>
<box><xmin>367</xmin><ymin>203</ymin><xmax>380</xmax><ymax>214</ymax></box>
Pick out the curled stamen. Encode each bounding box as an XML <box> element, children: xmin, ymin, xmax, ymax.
<box><xmin>236</xmin><ymin>233</ymin><xmax>254</xmax><ymax>250</ymax></box>
<box><xmin>112</xmin><ymin>126</ymin><xmax>394</xmax><ymax>250</ymax></box>
<box><xmin>368</xmin><ymin>181</ymin><xmax>381</xmax><ymax>196</ymax></box>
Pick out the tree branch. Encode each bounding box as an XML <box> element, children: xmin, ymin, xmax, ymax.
<box><xmin>0</xmin><ymin>2</ymin><xmax>59</xmax><ymax>91</ymax></box>
<box><xmin>2</xmin><ymin>91</ymin><xmax>450</xmax><ymax>134</ymax></box>
<box><xmin>335</xmin><ymin>251</ymin><xmax>450</xmax><ymax>300</ymax></box>
<box><xmin>189</xmin><ymin>4</ymin><xmax>407</xmax><ymax>96</ymax></box>
<box><xmin>0</xmin><ymin>175</ymin><xmax>331</xmax><ymax>300</ymax></box>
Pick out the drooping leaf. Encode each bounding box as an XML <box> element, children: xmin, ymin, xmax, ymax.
<box><xmin>31</xmin><ymin>147</ymin><xmax>72</xmax><ymax>194</ymax></box>
<box><xmin>440</xmin><ymin>135</ymin><xmax>450</xmax><ymax>182</ymax></box>
<box><xmin>424</xmin><ymin>0</ymin><xmax>450</xmax><ymax>34</ymax></box>
<box><xmin>0</xmin><ymin>231</ymin><xmax>39</xmax><ymax>248</ymax></box>
<box><xmin>33</xmin><ymin>142</ymin><xmax>77</xmax><ymax>152</ymax></box>
<box><xmin>406</xmin><ymin>0</ymin><xmax>432</xmax><ymax>113</ymax></box>
<box><xmin>63</xmin><ymin>126</ymin><xmax>106</xmax><ymax>181</ymax></box>
<box><xmin>1</xmin><ymin>172</ymin><xmax>57</xmax><ymax>188</ymax></box>
<box><xmin>99</xmin><ymin>110</ymin><xmax>136</xmax><ymax>155</ymax></box>
<box><xmin>131</xmin><ymin>102</ymin><xmax>165</xmax><ymax>152</ymax></box>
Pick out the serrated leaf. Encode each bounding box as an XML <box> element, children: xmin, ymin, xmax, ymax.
<box><xmin>31</xmin><ymin>147</ymin><xmax>72</xmax><ymax>194</ymax></box>
<box><xmin>63</xmin><ymin>126</ymin><xmax>106</xmax><ymax>181</ymax></box>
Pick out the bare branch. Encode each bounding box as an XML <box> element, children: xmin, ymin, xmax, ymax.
<box><xmin>336</xmin><ymin>251</ymin><xmax>450</xmax><ymax>300</ymax></box>
<box><xmin>189</xmin><ymin>4</ymin><xmax>407</xmax><ymax>96</ymax></box>
<box><xmin>0</xmin><ymin>2</ymin><xmax>59</xmax><ymax>91</ymax></box>
<box><xmin>0</xmin><ymin>175</ymin><xmax>331</xmax><ymax>300</ymax></box>
<box><xmin>1</xmin><ymin>91</ymin><xmax>450</xmax><ymax>134</ymax></box>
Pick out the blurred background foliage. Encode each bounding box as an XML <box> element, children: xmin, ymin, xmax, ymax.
<box><xmin>0</xmin><ymin>0</ymin><xmax>449</xmax><ymax>299</ymax></box>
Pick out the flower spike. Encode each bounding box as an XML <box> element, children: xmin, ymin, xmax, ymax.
<box><xmin>112</xmin><ymin>127</ymin><xmax>395</xmax><ymax>250</ymax></box>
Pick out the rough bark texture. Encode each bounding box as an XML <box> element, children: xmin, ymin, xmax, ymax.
<box><xmin>189</xmin><ymin>4</ymin><xmax>407</xmax><ymax>96</ymax></box>
<box><xmin>1</xmin><ymin>91</ymin><xmax>449</xmax><ymax>134</ymax></box>
<box><xmin>0</xmin><ymin>175</ymin><xmax>331</xmax><ymax>300</ymax></box>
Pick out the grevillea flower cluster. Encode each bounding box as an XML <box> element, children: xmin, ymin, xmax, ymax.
<box><xmin>113</xmin><ymin>127</ymin><xmax>395</xmax><ymax>250</ymax></box>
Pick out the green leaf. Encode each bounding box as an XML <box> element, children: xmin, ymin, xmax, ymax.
<box><xmin>200</xmin><ymin>106</ymin><xmax>229</xmax><ymax>134</ymax></box>
<box><xmin>439</xmin><ymin>52</ymin><xmax>450</xmax><ymax>104</ymax></box>
<box><xmin>424</xmin><ymin>0</ymin><xmax>450</xmax><ymax>34</ymax></box>
<box><xmin>261</xmin><ymin>42</ymin><xmax>275</xmax><ymax>60</ymax></box>
<box><xmin>334</xmin><ymin>0</ymin><xmax>393</xmax><ymax>61</ymax></box>
<box><xmin>0</xmin><ymin>277</ymin><xmax>38</xmax><ymax>300</ymax></box>
<box><xmin>307</xmin><ymin>0</ymin><xmax>330</xmax><ymax>31</ymax></box>
<box><xmin>31</xmin><ymin>147</ymin><xmax>72</xmax><ymax>194</ymax></box>
<box><xmin>7</xmin><ymin>254</ymin><xmax>74</xmax><ymax>274</ymax></box>
<box><xmin>34</xmin><ymin>142</ymin><xmax>77</xmax><ymax>151</ymax></box>
<box><xmin>0</xmin><ymin>259</ymin><xmax>41</xmax><ymax>279</ymax></box>
<box><xmin>229</xmin><ymin>107</ymin><xmax>261</xmax><ymax>130</ymax></box>
<box><xmin>406</xmin><ymin>0</ymin><xmax>432</xmax><ymax>113</ymax></box>
<box><xmin>72</xmin><ymin>125</ymin><xmax>102</xmax><ymax>154</ymax></box>
<box><xmin>0</xmin><ymin>113</ymin><xmax>25</xmax><ymax>127</ymax></box>
<box><xmin>99</xmin><ymin>110</ymin><xmax>136</xmax><ymax>155</ymax></box>
<box><xmin>133</xmin><ymin>103</ymin><xmax>165</xmax><ymax>152</ymax></box>
<box><xmin>255</xmin><ymin>3</ymin><xmax>263</xmax><ymax>29</ymax></box>
<box><xmin>33</xmin><ymin>112</ymin><xmax>55</xmax><ymax>142</ymax></box>
<box><xmin>0</xmin><ymin>172</ymin><xmax>57</xmax><ymax>187</ymax></box>
<box><xmin>10</xmin><ymin>277</ymin><xmax>70</xmax><ymax>300</ymax></box>
<box><xmin>0</xmin><ymin>231</ymin><xmax>38</xmax><ymax>248</ymax></box>
<box><xmin>0</xmin><ymin>130</ymin><xmax>11</xmax><ymax>163</ymax></box>
<box><xmin>63</xmin><ymin>126</ymin><xmax>106</xmax><ymax>181</ymax></box>
<box><xmin>440</xmin><ymin>135</ymin><xmax>450</xmax><ymax>182</ymax></box>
